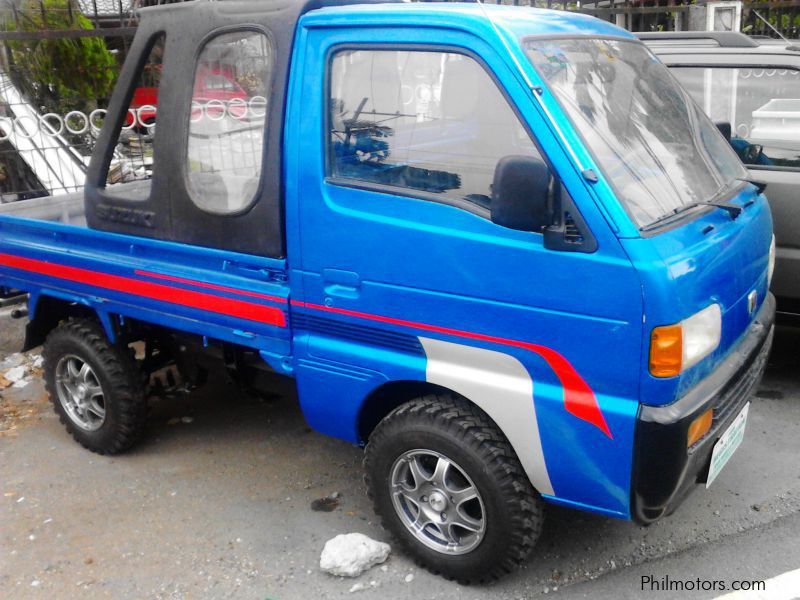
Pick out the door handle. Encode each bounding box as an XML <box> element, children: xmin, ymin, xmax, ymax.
<box><xmin>323</xmin><ymin>268</ymin><xmax>361</xmax><ymax>299</ymax></box>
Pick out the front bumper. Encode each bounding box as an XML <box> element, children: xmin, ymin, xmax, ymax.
<box><xmin>631</xmin><ymin>292</ymin><xmax>775</xmax><ymax>524</ymax></box>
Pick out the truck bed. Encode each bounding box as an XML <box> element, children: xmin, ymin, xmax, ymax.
<box><xmin>0</xmin><ymin>192</ymin><xmax>86</xmax><ymax>226</ymax></box>
<box><xmin>0</xmin><ymin>202</ymin><xmax>291</xmax><ymax>361</ymax></box>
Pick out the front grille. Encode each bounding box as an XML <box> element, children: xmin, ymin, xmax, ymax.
<box><xmin>706</xmin><ymin>327</ymin><xmax>773</xmax><ymax>439</ymax></box>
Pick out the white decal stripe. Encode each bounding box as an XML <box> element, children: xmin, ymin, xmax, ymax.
<box><xmin>419</xmin><ymin>337</ymin><xmax>554</xmax><ymax>496</ymax></box>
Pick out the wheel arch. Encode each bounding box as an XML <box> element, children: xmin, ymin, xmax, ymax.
<box><xmin>356</xmin><ymin>379</ymin><xmax>454</xmax><ymax>445</ymax></box>
<box><xmin>357</xmin><ymin>338</ymin><xmax>556</xmax><ymax>498</ymax></box>
<box><xmin>24</xmin><ymin>292</ymin><xmax>108</xmax><ymax>351</ymax></box>
<box><xmin>356</xmin><ymin>381</ymin><xmax>532</xmax><ymax>491</ymax></box>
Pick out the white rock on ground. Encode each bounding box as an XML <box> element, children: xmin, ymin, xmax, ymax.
<box><xmin>349</xmin><ymin>580</ymin><xmax>379</xmax><ymax>593</ymax></box>
<box><xmin>4</xmin><ymin>365</ymin><xmax>27</xmax><ymax>383</ymax></box>
<box><xmin>0</xmin><ymin>353</ymin><xmax>24</xmax><ymax>370</ymax></box>
<box><xmin>319</xmin><ymin>533</ymin><xmax>390</xmax><ymax>577</ymax></box>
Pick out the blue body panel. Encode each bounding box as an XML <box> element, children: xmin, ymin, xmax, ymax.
<box><xmin>286</xmin><ymin>9</ymin><xmax>643</xmax><ymax>518</ymax></box>
<box><xmin>0</xmin><ymin>4</ymin><xmax>773</xmax><ymax>521</ymax></box>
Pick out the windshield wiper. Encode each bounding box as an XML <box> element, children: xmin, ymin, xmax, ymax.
<box><xmin>643</xmin><ymin>198</ymin><xmax>742</xmax><ymax>231</ymax></box>
<box><xmin>687</xmin><ymin>199</ymin><xmax>742</xmax><ymax>219</ymax></box>
<box><xmin>668</xmin><ymin>180</ymin><xmax>745</xmax><ymax>221</ymax></box>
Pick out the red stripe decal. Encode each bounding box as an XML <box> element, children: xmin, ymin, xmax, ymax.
<box><xmin>0</xmin><ymin>253</ymin><xmax>286</xmax><ymax>328</ymax></box>
<box><xmin>291</xmin><ymin>300</ymin><xmax>612</xmax><ymax>439</ymax></box>
<box><xmin>133</xmin><ymin>269</ymin><xmax>288</xmax><ymax>304</ymax></box>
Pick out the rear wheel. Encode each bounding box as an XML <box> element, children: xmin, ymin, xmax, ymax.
<box><xmin>364</xmin><ymin>394</ymin><xmax>543</xmax><ymax>583</ymax></box>
<box><xmin>43</xmin><ymin>319</ymin><xmax>146</xmax><ymax>454</ymax></box>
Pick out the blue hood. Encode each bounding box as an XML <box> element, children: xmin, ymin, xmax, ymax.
<box><xmin>622</xmin><ymin>184</ymin><xmax>773</xmax><ymax>406</ymax></box>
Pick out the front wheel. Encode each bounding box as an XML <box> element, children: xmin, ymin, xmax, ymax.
<box><xmin>364</xmin><ymin>394</ymin><xmax>544</xmax><ymax>583</ymax></box>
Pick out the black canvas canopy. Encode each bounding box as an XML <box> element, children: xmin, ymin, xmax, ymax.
<box><xmin>85</xmin><ymin>0</ymin><xmax>399</xmax><ymax>257</ymax></box>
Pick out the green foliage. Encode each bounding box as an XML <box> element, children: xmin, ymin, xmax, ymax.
<box><xmin>5</xmin><ymin>0</ymin><xmax>117</xmax><ymax>112</ymax></box>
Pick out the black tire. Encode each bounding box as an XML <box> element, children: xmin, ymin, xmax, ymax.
<box><xmin>43</xmin><ymin>319</ymin><xmax>146</xmax><ymax>455</ymax></box>
<box><xmin>364</xmin><ymin>394</ymin><xmax>544</xmax><ymax>583</ymax></box>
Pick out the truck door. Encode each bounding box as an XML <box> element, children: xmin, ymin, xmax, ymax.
<box><xmin>289</xmin><ymin>27</ymin><xmax>644</xmax><ymax>516</ymax></box>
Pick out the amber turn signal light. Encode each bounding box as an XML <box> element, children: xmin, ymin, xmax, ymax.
<box><xmin>687</xmin><ymin>408</ymin><xmax>713</xmax><ymax>447</ymax></box>
<box><xmin>649</xmin><ymin>324</ymin><xmax>682</xmax><ymax>378</ymax></box>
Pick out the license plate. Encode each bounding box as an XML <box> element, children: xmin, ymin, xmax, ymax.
<box><xmin>706</xmin><ymin>403</ymin><xmax>750</xmax><ymax>488</ymax></box>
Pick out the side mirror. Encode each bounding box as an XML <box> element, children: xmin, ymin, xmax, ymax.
<box><xmin>743</xmin><ymin>143</ymin><xmax>764</xmax><ymax>165</ymax></box>
<box><xmin>491</xmin><ymin>155</ymin><xmax>554</xmax><ymax>232</ymax></box>
<box><xmin>715</xmin><ymin>121</ymin><xmax>732</xmax><ymax>142</ymax></box>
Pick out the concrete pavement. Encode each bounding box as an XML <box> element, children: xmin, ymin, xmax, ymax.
<box><xmin>1</xmin><ymin>319</ymin><xmax>799</xmax><ymax>599</ymax></box>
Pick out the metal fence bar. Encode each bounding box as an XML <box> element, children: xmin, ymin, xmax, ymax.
<box><xmin>0</xmin><ymin>0</ymin><xmax>798</xmax><ymax>203</ymax></box>
<box><xmin>0</xmin><ymin>27</ymin><xmax>137</xmax><ymax>41</ymax></box>
<box><xmin>0</xmin><ymin>0</ymin><xmax>139</xmax><ymax>201</ymax></box>
<box><xmin>579</xmin><ymin>6</ymin><xmax>691</xmax><ymax>17</ymax></box>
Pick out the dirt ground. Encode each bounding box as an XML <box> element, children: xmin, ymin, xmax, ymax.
<box><xmin>2</xmin><ymin>315</ymin><xmax>800</xmax><ymax>599</ymax></box>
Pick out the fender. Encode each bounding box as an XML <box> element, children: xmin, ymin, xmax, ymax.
<box><xmin>22</xmin><ymin>290</ymin><xmax>116</xmax><ymax>350</ymax></box>
<box><xmin>420</xmin><ymin>337</ymin><xmax>554</xmax><ymax>495</ymax></box>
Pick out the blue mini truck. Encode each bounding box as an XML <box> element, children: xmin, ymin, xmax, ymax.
<box><xmin>0</xmin><ymin>0</ymin><xmax>775</xmax><ymax>581</ymax></box>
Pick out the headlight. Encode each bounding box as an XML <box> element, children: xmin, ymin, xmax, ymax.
<box><xmin>768</xmin><ymin>234</ymin><xmax>776</xmax><ymax>287</ymax></box>
<box><xmin>649</xmin><ymin>304</ymin><xmax>722</xmax><ymax>378</ymax></box>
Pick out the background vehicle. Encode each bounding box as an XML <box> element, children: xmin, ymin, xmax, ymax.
<box><xmin>123</xmin><ymin>86</ymin><xmax>159</xmax><ymax>130</ymax></box>
<box><xmin>640</xmin><ymin>31</ymin><xmax>800</xmax><ymax>319</ymax></box>
<box><xmin>123</xmin><ymin>68</ymin><xmax>249</xmax><ymax>130</ymax></box>
<box><xmin>0</xmin><ymin>0</ymin><xmax>775</xmax><ymax>582</ymax></box>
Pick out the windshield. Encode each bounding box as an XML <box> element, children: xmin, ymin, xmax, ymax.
<box><xmin>524</xmin><ymin>38</ymin><xmax>747</xmax><ymax>228</ymax></box>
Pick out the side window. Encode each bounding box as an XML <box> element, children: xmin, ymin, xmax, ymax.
<box><xmin>328</xmin><ymin>50</ymin><xmax>542</xmax><ymax>210</ymax></box>
<box><xmin>671</xmin><ymin>66</ymin><xmax>800</xmax><ymax>170</ymax></box>
<box><xmin>185</xmin><ymin>31</ymin><xmax>272</xmax><ymax>214</ymax></box>
<box><xmin>104</xmin><ymin>34</ymin><xmax>165</xmax><ymax>200</ymax></box>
